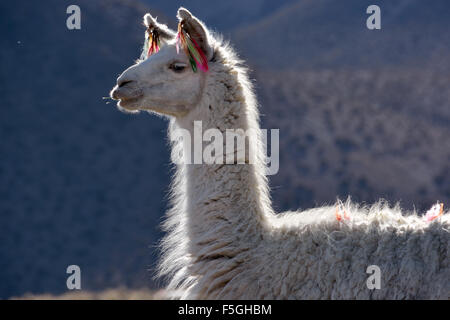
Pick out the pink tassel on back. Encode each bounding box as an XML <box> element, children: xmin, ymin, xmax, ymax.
<box><xmin>425</xmin><ymin>202</ymin><xmax>444</xmax><ymax>222</ymax></box>
<box><xmin>335</xmin><ymin>202</ymin><xmax>350</xmax><ymax>222</ymax></box>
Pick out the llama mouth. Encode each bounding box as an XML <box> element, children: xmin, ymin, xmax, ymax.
<box><xmin>118</xmin><ymin>96</ymin><xmax>142</xmax><ymax>108</ymax></box>
<box><xmin>110</xmin><ymin>85</ymin><xmax>143</xmax><ymax>109</ymax></box>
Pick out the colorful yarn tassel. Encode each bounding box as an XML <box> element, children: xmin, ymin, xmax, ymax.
<box><xmin>143</xmin><ymin>28</ymin><xmax>160</xmax><ymax>58</ymax></box>
<box><xmin>425</xmin><ymin>202</ymin><xmax>444</xmax><ymax>222</ymax></box>
<box><xmin>176</xmin><ymin>22</ymin><xmax>208</xmax><ymax>72</ymax></box>
<box><xmin>335</xmin><ymin>202</ymin><xmax>350</xmax><ymax>222</ymax></box>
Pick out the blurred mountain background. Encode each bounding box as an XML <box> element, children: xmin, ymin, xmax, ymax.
<box><xmin>1</xmin><ymin>0</ymin><xmax>449</xmax><ymax>298</ymax></box>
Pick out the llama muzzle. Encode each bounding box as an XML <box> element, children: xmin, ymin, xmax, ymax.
<box><xmin>110</xmin><ymin>81</ymin><xmax>143</xmax><ymax>103</ymax></box>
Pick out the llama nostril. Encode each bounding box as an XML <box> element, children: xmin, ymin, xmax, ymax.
<box><xmin>118</xmin><ymin>79</ymin><xmax>133</xmax><ymax>88</ymax></box>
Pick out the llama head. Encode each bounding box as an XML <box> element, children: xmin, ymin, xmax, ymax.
<box><xmin>110</xmin><ymin>8</ymin><xmax>214</xmax><ymax>117</ymax></box>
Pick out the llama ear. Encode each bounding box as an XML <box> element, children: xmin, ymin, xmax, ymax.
<box><xmin>143</xmin><ymin>13</ymin><xmax>176</xmax><ymax>41</ymax></box>
<box><xmin>177</xmin><ymin>8</ymin><xmax>214</xmax><ymax>61</ymax></box>
<box><xmin>141</xmin><ymin>13</ymin><xmax>176</xmax><ymax>60</ymax></box>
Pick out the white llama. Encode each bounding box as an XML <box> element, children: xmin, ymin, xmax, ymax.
<box><xmin>110</xmin><ymin>8</ymin><xmax>450</xmax><ymax>299</ymax></box>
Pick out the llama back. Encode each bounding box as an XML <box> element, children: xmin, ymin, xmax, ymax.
<box><xmin>251</xmin><ymin>202</ymin><xmax>450</xmax><ymax>299</ymax></box>
<box><xmin>179</xmin><ymin>203</ymin><xmax>449</xmax><ymax>299</ymax></box>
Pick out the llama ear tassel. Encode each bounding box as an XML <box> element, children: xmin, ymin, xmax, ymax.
<box><xmin>176</xmin><ymin>22</ymin><xmax>209</xmax><ymax>72</ymax></box>
<box><xmin>176</xmin><ymin>8</ymin><xmax>210</xmax><ymax>73</ymax></box>
<box><xmin>143</xmin><ymin>27</ymin><xmax>160</xmax><ymax>58</ymax></box>
<box><xmin>141</xmin><ymin>13</ymin><xmax>176</xmax><ymax>60</ymax></box>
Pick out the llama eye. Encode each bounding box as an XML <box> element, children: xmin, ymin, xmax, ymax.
<box><xmin>170</xmin><ymin>62</ymin><xmax>187</xmax><ymax>72</ymax></box>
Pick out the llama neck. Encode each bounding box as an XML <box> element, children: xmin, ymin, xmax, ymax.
<box><xmin>175</xmin><ymin>70</ymin><xmax>273</xmax><ymax>247</ymax></box>
<box><xmin>161</xmin><ymin>65</ymin><xmax>273</xmax><ymax>291</ymax></box>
